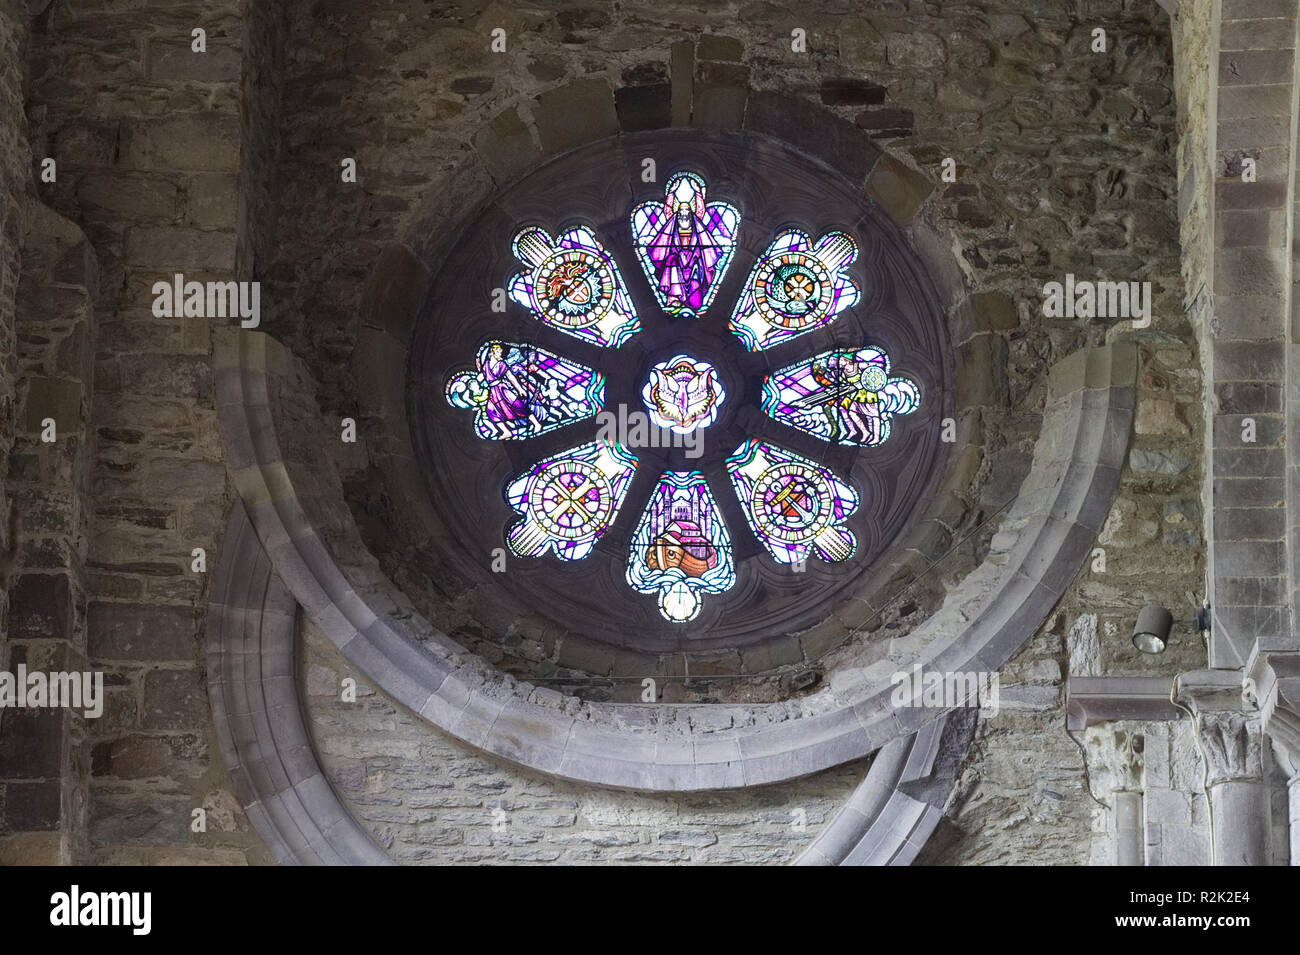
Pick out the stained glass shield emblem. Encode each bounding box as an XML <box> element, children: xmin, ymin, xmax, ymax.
<box><xmin>505</xmin><ymin>441</ymin><xmax>638</xmax><ymax>560</ymax></box>
<box><xmin>445</xmin><ymin>341</ymin><xmax>605</xmax><ymax>440</ymax></box>
<box><xmin>626</xmin><ymin>472</ymin><xmax>735</xmax><ymax>622</ymax></box>
<box><xmin>761</xmin><ymin>346</ymin><xmax>920</xmax><ymax>446</ymax></box>
<box><xmin>729</xmin><ymin>230</ymin><xmax>859</xmax><ymax>351</ymax></box>
<box><xmin>508</xmin><ymin>226</ymin><xmax>640</xmax><ymax>347</ymax></box>
<box><xmin>726</xmin><ymin>439</ymin><xmax>858</xmax><ymax>564</ymax></box>
<box><xmin>631</xmin><ymin>172</ymin><xmax>740</xmax><ymax>318</ymax></box>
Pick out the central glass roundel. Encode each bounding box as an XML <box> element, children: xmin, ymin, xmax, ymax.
<box><xmin>642</xmin><ymin>355</ymin><xmax>723</xmax><ymax>435</ymax></box>
<box><xmin>434</xmin><ymin>163</ymin><xmax>933</xmax><ymax>629</ymax></box>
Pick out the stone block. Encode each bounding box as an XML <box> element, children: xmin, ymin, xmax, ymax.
<box><xmin>77</xmin><ymin>173</ymin><xmax>179</xmax><ymax>219</ymax></box>
<box><xmin>886</xmin><ymin>32</ymin><xmax>945</xmax><ymax>68</ymax></box>
<box><xmin>692</xmin><ymin>62</ymin><xmax>748</xmax><ymax>128</ymax></box>
<box><xmin>1218</xmin><ymin>49</ymin><xmax>1295</xmax><ymax>87</ymax></box>
<box><xmin>1215</xmin><ymin>248</ymin><xmax>1288</xmax><ymax>296</ymax></box>
<box><xmin>88</xmin><ymin>602</ymin><xmax>197</xmax><ymax>662</ymax></box>
<box><xmin>1217</xmin><ymin>115</ymin><xmax>1292</xmax><ymax>152</ymax></box>
<box><xmin>124</xmin><ymin>227</ymin><xmax>236</xmax><ymax>271</ymax></box>
<box><xmin>533</xmin><ymin>79</ymin><xmax>618</xmax><ymax>155</ymax></box>
<box><xmin>1213</xmin><ymin>505</ymin><xmax>1285</xmax><ymax>541</ymax></box>
<box><xmin>116</xmin><ymin>355</ymin><xmax>213</xmax><ymax>398</ymax></box>
<box><xmin>472</xmin><ymin>107</ymin><xmax>540</xmax><ymax>185</ymax></box>
<box><xmin>970</xmin><ymin>291</ymin><xmax>1018</xmax><ymax>331</ymax></box>
<box><xmin>866</xmin><ymin>153</ymin><xmax>933</xmax><ymax>225</ymax></box>
<box><xmin>955</xmin><ymin>333</ymin><xmax>1007</xmax><ymax>407</ymax></box>
<box><xmin>120</xmin><ymin>116</ymin><xmax>240</xmax><ymax>172</ymax></box>
<box><xmin>855</xmin><ymin>107</ymin><xmax>914</xmax><ymax>138</ymax></box>
<box><xmin>1</xmin><ymin>781</ymin><xmax>61</xmax><ymax>831</ymax></box>
<box><xmin>696</xmin><ymin>34</ymin><xmax>743</xmax><ymax>62</ymax></box>
<box><xmin>89</xmin><ymin>797</ymin><xmax>191</xmax><ymax>848</ymax></box>
<box><xmin>1214</xmin><ymin>340</ymin><xmax>1285</xmax><ymax>381</ymax></box>
<box><xmin>360</xmin><ymin>243</ymin><xmax>429</xmax><ymax>341</ymax></box>
<box><xmin>820</xmin><ymin>79</ymin><xmax>885</xmax><ymax>106</ymax></box>
<box><xmin>148</xmin><ymin>40</ymin><xmax>241</xmax><ymax>83</ymax></box>
<box><xmin>22</xmin><ymin>376</ymin><xmax>83</xmax><ymax>433</ymax></box>
<box><xmin>1214</xmin><ymin>294</ymin><xmax>1284</xmax><ymax>340</ymax></box>
<box><xmin>0</xmin><ymin>709</ymin><xmax>65</xmax><ymax>778</ymax></box>
<box><xmin>745</xmin><ymin>91</ymin><xmax>880</xmax><ymax>183</ymax></box>
<box><xmin>1214</xmin><ymin>540</ymin><xmax>1285</xmax><ymax>576</ymax></box>
<box><xmin>1216</xmin><ymin>179</ymin><xmax>1287</xmax><ymax>210</ymax></box>
<box><xmin>670</xmin><ymin>40</ymin><xmax>694</xmax><ymax>125</ymax></box>
<box><xmin>1216</xmin><ymin>83</ymin><xmax>1294</xmax><ymax>119</ymax></box>
<box><xmin>91</xmin><ymin>733</ymin><xmax>208</xmax><ymax>779</ymax></box>
<box><xmin>1222</xmin><ymin>0</ymin><xmax>1297</xmax><ymax>20</ymax></box>
<box><xmin>1215</xmin><ymin>209</ymin><xmax>1284</xmax><ymax>248</ymax></box>
<box><xmin>141</xmin><ymin>670</ymin><xmax>207</xmax><ymax>730</ymax></box>
<box><xmin>615</xmin><ymin>83</ymin><xmax>671</xmax><ymax>132</ymax></box>
<box><xmin>185</xmin><ymin>173</ymin><xmax>238</xmax><ymax>228</ymax></box>
<box><xmin>7</xmin><ymin>574</ymin><xmax>72</xmax><ymax>640</ymax></box>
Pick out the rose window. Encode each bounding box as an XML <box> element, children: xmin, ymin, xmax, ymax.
<box><xmin>440</xmin><ymin>170</ymin><xmax>923</xmax><ymax>624</ymax></box>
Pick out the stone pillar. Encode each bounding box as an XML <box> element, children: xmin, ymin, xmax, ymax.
<box><xmin>1197</xmin><ymin>710</ymin><xmax>1269</xmax><ymax>865</ymax></box>
<box><xmin>1252</xmin><ymin>649</ymin><xmax>1300</xmax><ymax>863</ymax></box>
<box><xmin>1115</xmin><ymin>791</ymin><xmax>1144</xmax><ymax>866</ymax></box>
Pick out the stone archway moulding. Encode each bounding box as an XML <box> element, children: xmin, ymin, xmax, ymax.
<box><xmin>212</xmin><ymin>324</ymin><xmax>1134</xmax><ymax>793</ymax></box>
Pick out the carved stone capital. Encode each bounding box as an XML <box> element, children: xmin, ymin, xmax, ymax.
<box><xmin>1246</xmin><ymin>648</ymin><xmax>1300</xmax><ymax>777</ymax></box>
<box><xmin>1196</xmin><ymin>711</ymin><xmax>1264</xmax><ymax>787</ymax></box>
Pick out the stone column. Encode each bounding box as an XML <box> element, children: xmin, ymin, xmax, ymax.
<box><xmin>1253</xmin><ymin>650</ymin><xmax>1300</xmax><ymax>863</ymax></box>
<box><xmin>1197</xmin><ymin>710</ymin><xmax>1269</xmax><ymax>865</ymax></box>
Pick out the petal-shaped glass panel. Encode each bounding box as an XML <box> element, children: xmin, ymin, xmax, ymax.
<box><xmin>726</xmin><ymin>439</ymin><xmax>858</xmax><ymax>564</ymax></box>
<box><xmin>626</xmin><ymin>471</ymin><xmax>735</xmax><ymax>622</ymax></box>
<box><xmin>446</xmin><ymin>341</ymin><xmax>605</xmax><ymax>440</ymax></box>
<box><xmin>631</xmin><ymin>171</ymin><xmax>740</xmax><ymax>318</ymax></box>
<box><xmin>729</xmin><ymin>229</ymin><xmax>859</xmax><ymax>351</ymax></box>
<box><xmin>508</xmin><ymin>226</ymin><xmax>640</xmax><ymax>347</ymax></box>
<box><xmin>761</xmin><ymin>346</ymin><xmax>920</xmax><ymax>446</ymax></box>
<box><xmin>505</xmin><ymin>441</ymin><xmax>638</xmax><ymax>561</ymax></box>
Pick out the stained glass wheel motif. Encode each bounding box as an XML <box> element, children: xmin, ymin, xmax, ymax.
<box><xmin>761</xmin><ymin>346</ymin><xmax>920</xmax><ymax>446</ymax></box>
<box><xmin>508</xmin><ymin>225</ymin><xmax>640</xmax><ymax>346</ymax></box>
<box><xmin>441</xmin><ymin>169</ymin><xmax>926</xmax><ymax>624</ymax></box>
<box><xmin>729</xmin><ymin>229</ymin><xmax>859</xmax><ymax>351</ymax></box>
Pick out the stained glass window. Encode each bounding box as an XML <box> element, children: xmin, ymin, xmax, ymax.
<box><xmin>445</xmin><ymin>341</ymin><xmax>604</xmax><ymax>440</ymax></box>
<box><xmin>761</xmin><ymin>346</ymin><xmax>920</xmax><ymax>446</ymax></box>
<box><xmin>508</xmin><ymin>226</ymin><xmax>640</xmax><ymax>347</ymax></box>
<box><xmin>626</xmin><ymin>471</ymin><xmax>735</xmax><ymax>621</ymax></box>
<box><xmin>631</xmin><ymin>172</ymin><xmax>739</xmax><ymax>318</ymax></box>
<box><xmin>729</xmin><ymin>229</ymin><xmax>859</xmax><ymax>351</ymax></box>
<box><xmin>504</xmin><ymin>441</ymin><xmax>638</xmax><ymax>561</ymax></box>
<box><xmin>641</xmin><ymin>354</ymin><xmax>723</xmax><ymax>434</ymax></box>
<box><xmin>726</xmin><ymin>438</ymin><xmax>858</xmax><ymax>564</ymax></box>
<box><xmin>440</xmin><ymin>169</ymin><xmax>925</xmax><ymax>623</ymax></box>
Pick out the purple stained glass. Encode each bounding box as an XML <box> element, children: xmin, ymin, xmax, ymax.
<box><xmin>726</xmin><ymin>439</ymin><xmax>858</xmax><ymax>564</ymax></box>
<box><xmin>626</xmin><ymin>471</ymin><xmax>736</xmax><ymax>622</ymax></box>
<box><xmin>508</xmin><ymin>225</ymin><xmax>640</xmax><ymax>347</ymax></box>
<box><xmin>631</xmin><ymin>172</ymin><xmax>740</xmax><ymax>318</ymax></box>
<box><xmin>504</xmin><ymin>441</ymin><xmax>638</xmax><ymax>561</ymax></box>
<box><xmin>445</xmin><ymin>341</ymin><xmax>605</xmax><ymax>441</ymax></box>
<box><xmin>729</xmin><ymin>229</ymin><xmax>860</xmax><ymax>352</ymax></box>
<box><xmin>761</xmin><ymin>346</ymin><xmax>920</xmax><ymax>446</ymax></box>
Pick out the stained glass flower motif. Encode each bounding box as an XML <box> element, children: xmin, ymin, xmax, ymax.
<box><xmin>445</xmin><ymin>341</ymin><xmax>604</xmax><ymax>440</ymax></box>
<box><xmin>729</xmin><ymin>229</ymin><xmax>859</xmax><ymax>351</ymax></box>
<box><xmin>446</xmin><ymin>170</ymin><xmax>923</xmax><ymax>623</ymax></box>
<box><xmin>726</xmin><ymin>439</ymin><xmax>858</xmax><ymax>564</ymax></box>
<box><xmin>631</xmin><ymin>172</ymin><xmax>740</xmax><ymax>318</ymax></box>
<box><xmin>504</xmin><ymin>441</ymin><xmax>638</xmax><ymax>561</ymax></box>
<box><xmin>760</xmin><ymin>346</ymin><xmax>920</xmax><ymax>446</ymax></box>
<box><xmin>641</xmin><ymin>354</ymin><xmax>723</xmax><ymax>435</ymax></box>
<box><xmin>509</xmin><ymin>226</ymin><xmax>640</xmax><ymax>347</ymax></box>
<box><xmin>626</xmin><ymin>472</ymin><xmax>735</xmax><ymax>621</ymax></box>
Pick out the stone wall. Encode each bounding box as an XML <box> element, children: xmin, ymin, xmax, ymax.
<box><xmin>2</xmin><ymin>0</ymin><xmax>1218</xmax><ymax>865</ymax></box>
<box><xmin>22</xmin><ymin>0</ymin><xmax>270</xmax><ymax>864</ymax></box>
<box><xmin>302</xmin><ymin>617</ymin><xmax>863</xmax><ymax>864</ymax></box>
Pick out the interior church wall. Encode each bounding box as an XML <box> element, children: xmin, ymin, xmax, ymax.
<box><xmin>0</xmin><ymin>0</ymin><xmax>1230</xmax><ymax>866</ymax></box>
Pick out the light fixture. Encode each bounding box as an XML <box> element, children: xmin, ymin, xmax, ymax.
<box><xmin>1131</xmin><ymin>602</ymin><xmax>1211</xmax><ymax>654</ymax></box>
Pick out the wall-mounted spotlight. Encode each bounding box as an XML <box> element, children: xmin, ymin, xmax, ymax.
<box><xmin>1131</xmin><ymin>602</ymin><xmax>1211</xmax><ymax>654</ymax></box>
